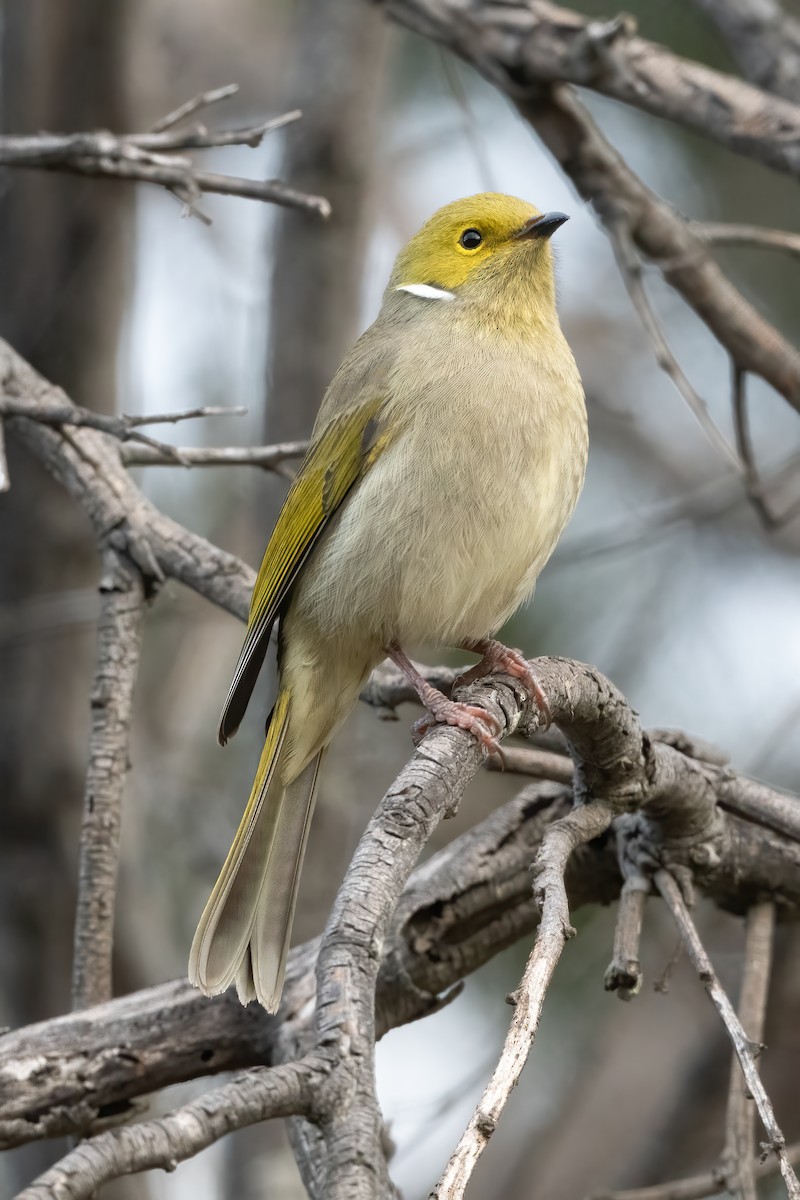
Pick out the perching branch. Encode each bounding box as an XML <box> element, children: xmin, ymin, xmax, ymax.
<box><xmin>0</xmin><ymin>85</ymin><xmax>331</xmax><ymax>219</ymax></box>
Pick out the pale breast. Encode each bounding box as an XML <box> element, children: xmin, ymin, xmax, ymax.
<box><xmin>292</xmin><ymin>327</ymin><xmax>587</xmax><ymax>652</ymax></box>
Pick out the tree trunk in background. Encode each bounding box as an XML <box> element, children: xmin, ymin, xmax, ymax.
<box><xmin>0</xmin><ymin>1</ymin><xmax>133</xmax><ymax>1189</ymax></box>
<box><xmin>264</xmin><ymin>0</ymin><xmax>386</xmax><ymax>442</ymax></box>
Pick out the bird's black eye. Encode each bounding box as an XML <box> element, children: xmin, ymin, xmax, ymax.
<box><xmin>459</xmin><ymin>228</ymin><xmax>483</xmax><ymax>250</ymax></box>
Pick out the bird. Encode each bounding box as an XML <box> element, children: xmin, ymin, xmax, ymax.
<box><xmin>189</xmin><ymin>192</ymin><xmax>588</xmax><ymax>1012</ymax></box>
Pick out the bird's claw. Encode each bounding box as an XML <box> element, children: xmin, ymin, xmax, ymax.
<box><xmin>412</xmin><ymin>700</ymin><xmax>504</xmax><ymax>763</ymax></box>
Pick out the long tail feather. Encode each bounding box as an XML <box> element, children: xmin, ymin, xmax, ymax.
<box><xmin>244</xmin><ymin>751</ymin><xmax>323</xmax><ymax>1008</ymax></box>
<box><xmin>190</xmin><ymin>688</ymin><xmax>324</xmax><ymax>1012</ymax></box>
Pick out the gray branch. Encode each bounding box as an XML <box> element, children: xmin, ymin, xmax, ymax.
<box><xmin>0</xmin><ymin>88</ymin><xmax>330</xmax><ymax>218</ymax></box>
<box><xmin>721</xmin><ymin>901</ymin><xmax>776</xmax><ymax>1200</ymax></box>
<box><xmin>694</xmin><ymin>0</ymin><xmax>800</xmax><ymax>102</ymax></box>
<box><xmin>378</xmin><ymin>0</ymin><xmax>800</xmax><ymax>183</ymax></box>
<box><xmin>119</xmin><ymin>440</ymin><xmax>308</xmax><ymax>471</ymax></box>
<box><xmin>17</xmin><ymin>1058</ymin><xmax>325</xmax><ymax>1200</ymax></box>
<box><xmin>655</xmin><ymin>872</ymin><xmax>799</xmax><ymax>1199</ymax></box>
<box><xmin>71</xmin><ymin>549</ymin><xmax>145</xmax><ymax>1010</ymax></box>
<box><xmin>434</xmin><ymin>800</ymin><xmax>615</xmax><ymax>1197</ymax></box>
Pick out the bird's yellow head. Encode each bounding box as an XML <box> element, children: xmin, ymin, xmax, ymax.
<box><xmin>389</xmin><ymin>193</ymin><xmax>568</xmax><ymax>318</ymax></box>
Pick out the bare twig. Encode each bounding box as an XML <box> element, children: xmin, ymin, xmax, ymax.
<box><xmin>149</xmin><ymin>82</ymin><xmax>240</xmax><ymax>133</ymax></box>
<box><xmin>606</xmin><ymin>218</ymin><xmax>741</xmax><ymax>470</ymax></box>
<box><xmin>722</xmin><ymin>900</ymin><xmax>776</xmax><ymax>1200</ymax></box>
<box><xmin>433</xmin><ymin>800</ymin><xmax>615</xmax><ymax>1198</ymax></box>
<box><xmin>16</xmin><ymin>1059</ymin><xmax>323</xmax><ymax>1200</ymax></box>
<box><xmin>133</xmin><ymin>109</ymin><xmax>302</xmax><ymax>152</ymax></box>
<box><xmin>604</xmin><ymin>873</ymin><xmax>650</xmax><ymax>1000</ymax></box>
<box><xmin>122</xmin><ymin>405</ymin><xmax>247</xmax><ymax>427</ymax></box>
<box><xmin>655</xmin><ymin>872</ymin><xmax>799</xmax><ymax>1200</ymax></box>
<box><xmin>0</xmin><ymin>90</ymin><xmax>330</xmax><ymax>218</ymax></box>
<box><xmin>0</xmin><ymin>396</ymin><xmax>246</xmax><ymax>464</ymax></box>
<box><xmin>119</xmin><ymin>439</ymin><xmax>308</xmax><ymax>471</ymax></box>
<box><xmin>732</xmin><ymin>367</ymin><xmax>800</xmax><ymax>529</ymax></box>
<box><xmin>71</xmin><ymin>551</ymin><xmax>145</xmax><ymax>1011</ymax></box>
<box><xmin>592</xmin><ymin>1139</ymin><xmax>800</xmax><ymax>1200</ymax></box>
<box><xmin>692</xmin><ymin>221</ymin><xmax>800</xmax><ymax>260</ymax></box>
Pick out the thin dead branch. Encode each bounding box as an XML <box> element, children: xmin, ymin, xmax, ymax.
<box><xmin>149</xmin><ymin>83</ymin><xmax>241</xmax><ymax>133</ymax></box>
<box><xmin>0</xmin><ymin>86</ymin><xmax>330</xmax><ymax>218</ymax></box>
<box><xmin>655</xmin><ymin>871</ymin><xmax>799</xmax><ymax>1200</ymax></box>
<box><xmin>71</xmin><ymin>550</ymin><xmax>145</xmax><ymax>1011</ymax></box>
<box><xmin>0</xmin><ymin>395</ymin><xmax>247</xmax><ymax>466</ymax></box>
<box><xmin>605</xmin><ymin>218</ymin><xmax>741</xmax><ymax>470</ymax></box>
<box><xmin>604</xmin><ymin>873</ymin><xmax>650</xmax><ymax>1000</ymax></box>
<box><xmin>732</xmin><ymin>367</ymin><xmax>800</xmax><ymax>529</ymax></box>
<box><xmin>433</xmin><ymin>800</ymin><xmax>615</xmax><ymax>1198</ymax></box>
<box><xmin>692</xmin><ymin>221</ymin><xmax>800</xmax><ymax>260</ymax></box>
<box><xmin>119</xmin><ymin>440</ymin><xmax>308</xmax><ymax>470</ymax></box>
<box><xmin>722</xmin><ymin>901</ymin><xmax>776</xmax><ymax>1200</ymax></box>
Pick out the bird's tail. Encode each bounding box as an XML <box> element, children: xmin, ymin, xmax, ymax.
<box><xmin>189</xmin><ymin>688</ymin><xmax>322</xmax><ymax>1012</ymax></box>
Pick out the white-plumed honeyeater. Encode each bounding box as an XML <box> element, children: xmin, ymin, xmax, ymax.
<box><xmin>189</xmin><ymin>193</ymin><xmax>588</xmax><ymax>1011</ymax></box>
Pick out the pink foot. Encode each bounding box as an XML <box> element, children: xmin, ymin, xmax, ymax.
<box><xmin>455</xmin><ymin>639</ymin><xmax>552</xmax><ymax>730</ymax></box>
<box><xmin>411</xmin><ymin>699</ymin><xmax>503</xmax><ymax>758</ymax></box>
<box><xmin>385</xmin><ymin>643</ymin><xmax>504</xmax><ymax>760</ymax></box>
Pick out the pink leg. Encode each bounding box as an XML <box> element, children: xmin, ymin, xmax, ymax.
<box><xmin>386</xmin><ymin>643</ymin><xmax>502</xmax><ymax>756</ymax></box>
<box><xmin>455</xmin><ymin>639</ymin><xmax>552</xmax><ymax>729</ymax></box>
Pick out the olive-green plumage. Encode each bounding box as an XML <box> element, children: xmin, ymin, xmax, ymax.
<box><xmin>189</xmin><ymin>193</ymin><xmax>588</xmax><ymax>1011</ymax></box>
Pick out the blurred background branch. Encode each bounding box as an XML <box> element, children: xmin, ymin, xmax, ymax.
<box><xmin>0</xmin><ymin>87</ymin><xmax>331</xmax><ymax>220</ymax></box>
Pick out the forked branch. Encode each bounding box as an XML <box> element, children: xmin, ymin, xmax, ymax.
<box><xmin>0</xmin><ymin>84</ymin><xmax>330</xmax><ymax>219</ymax></box>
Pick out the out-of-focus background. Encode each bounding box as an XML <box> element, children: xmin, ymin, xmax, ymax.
<box><xmin>1</xmin><ymin>2</ymin><xmax>799</xmax><ymax>1197</ymax></box>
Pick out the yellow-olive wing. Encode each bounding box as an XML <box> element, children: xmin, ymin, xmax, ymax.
<box><xmin>218</xmin><ymin>398</ymin><xmax>384</xmax><ymax>745</ymax></box>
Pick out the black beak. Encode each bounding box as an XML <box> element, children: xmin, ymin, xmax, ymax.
<box><xmin>515</xmin><ymin>211</ymin><xmax>570</xmax><ymax>241</ymax></box>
